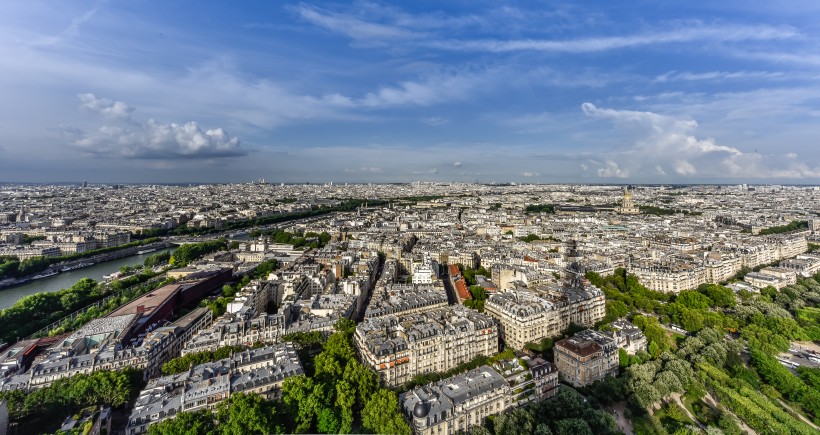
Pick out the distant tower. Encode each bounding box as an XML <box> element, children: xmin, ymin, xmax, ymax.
<box><xmin>82</xmin><ymin>180</ymin><xmax>88</xmax><ymax>188</ymax></box>
<box><xmin>618</xmin><ymin>186</ymin><xmax>640</xmax><ymax>214</ymax></box>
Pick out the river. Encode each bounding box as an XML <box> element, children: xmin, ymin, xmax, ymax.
<box><xmin>0</xmin><ymin>247</ymin><xmax>176</xmax><ymax>310</ymax></box>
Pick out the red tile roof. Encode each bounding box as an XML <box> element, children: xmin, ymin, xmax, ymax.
<box><xmin>455</xmin><ymin>279</ymin><xmax>471</xmax><ymax>300</ymax></box>
<box><xmin>449</xmin><ymin>264</ymin><xmax>461</xmax><ymax>276</ymax></box>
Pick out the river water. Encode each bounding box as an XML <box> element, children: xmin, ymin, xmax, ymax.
<box><xmin>0</xmin><ymin>247</ymin><xmax>176</xmax><ymax>310</ymax></box>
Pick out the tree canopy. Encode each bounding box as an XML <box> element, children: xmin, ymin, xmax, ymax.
<box><xmin>281</xmin><ymin>321</ymin><xmax>410</xmax><ymax>434</ymax></box>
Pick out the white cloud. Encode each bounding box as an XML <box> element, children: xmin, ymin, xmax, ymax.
<box><xmin>73</xmin><ymin>94</ymin><xmax>245</xmax><ymax>159</ymax></box>
<box><xmin>294</xmin><ymin>4</ymin><xmax>422</xmax><ymax>44</ymax></box>
<box><xmin>673</xmin><ymin>160</ymin><xmax>697</xmax><ymax>175</ymax></box>
<box><xmin>654</xmin><ymin>70</ymin><xmax>785</xmax><ymax>83</ymax></box>
<box><xmin>78</xmin><ymin>93</ymin><xmax>134</xmax><ymax>119</ymax></box>
<box><xmin>453</xmin><ymin>161</ymin><xmax>462</xmax><ymax>167</ymax></box>
<box><xmin>597</xmin><ymin>160</ymin><xmax>629</xmax><ymax>178</ymax></box>
<box><xmin>344</xmin><ymin>167</ymin><xmax>383</xmax><ymax>174</ymax></box>
<box><xmin>729</xmin><ymin>50</ymin><xmax>820</xmax><ymax>67</ymax></box>
<box><xmin>292</xmin><ymin>3</ymin><xmax>487</xmax><ymax>46</ymax></box>
<box><xmin>293</xmin><ymin>4</ymin><xmax>797</xmax><ymax>56</ymax></box>
<box><xmin>521</xmin><ymin>171</ymin><xmax>539</xmax><ymax>177</ymax></box>
<box><xmin>30</xmin><ymin>6</ymin><xmax>99</xmax><ymax>47</ymax></box>
<box><xmin>429</xmin><ymin>23</ymin><xmax>797</xmax><ymax>53</ymax></box>
<box><xmin>423</xmin><ymin>116</ymin><xmax>449</xmax><ymax>126</ymax></box>
<box><xmin>360</xmin><ymin>72</ymin><xmax>486</xmax><ymax>107</ymax></box>
<box><xmin>582</xmin><ymin>102</ymin><xmax>820</xmax><ymax>179</ymax></box>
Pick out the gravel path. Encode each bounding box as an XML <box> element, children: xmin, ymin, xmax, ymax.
<box><xmin>605</xmin><ymin>401</ymin><xmax>634</xmax><ymax>435</ymax></box>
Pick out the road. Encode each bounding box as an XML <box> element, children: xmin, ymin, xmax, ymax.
<box><xmin>352</xmin><ymin>254</ymin><xmax>384</xmax><ymax>322</ymax></box>
<box><xmin>605</xmin><ymin>402</ymin><xmax>633</xmax><ymax>435</ymax></box>
<box><xmin>440</xmin><ymin>269</ymin><xmax>458</xmax><ymax>305</ymax></box>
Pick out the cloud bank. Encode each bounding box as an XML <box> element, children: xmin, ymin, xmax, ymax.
<box><xmin>581</xmin><ymin>103</ymin><xmax>820</xmax><ymax>179</ymax></box>
<box><xmin>73</xmin><ymin>94</ymin><xmax>245</xmax><ymax>159</ymax></box>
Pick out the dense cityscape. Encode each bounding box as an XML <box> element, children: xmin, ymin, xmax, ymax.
<box><xmin>0</xmin><ymin>182</ymin><xmax>818</xmax><ymax>434</ymax></box>
<box><xmin>4</xmin><ymin>0</ymin><xmax>820</xmax><ymax>434</ymax></box>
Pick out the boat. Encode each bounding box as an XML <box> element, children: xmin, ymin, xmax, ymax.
<box><xmin>31</xmin><ymin>270</ymin><xmax>59</xmax><ymax>280</ymax></box>
<box><xmin>137</xmin><ymin>248</ymin><xmax>158</xmax><ymax>255</ymax></box>
<box><xmin>104</xmin><ymin>271</ymin><xmax>123</xmax><ymax>281</ymax></box>
<box><xmin>60</xmin><ymin>262</ymin><xmax>93</xmax><ymax>272</ymax></box>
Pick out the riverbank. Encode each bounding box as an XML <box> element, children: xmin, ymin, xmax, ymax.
<box><xmin>0</xmin><ymin>240</ymin><xmax>170</xmax><ymax>291</ymax></box>
<box><xmin>0</xmin><ymin>246</ymin><xmax>175</xmax><ymax>310</ymax></box>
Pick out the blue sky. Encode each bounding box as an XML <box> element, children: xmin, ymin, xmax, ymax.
<box><xmin>2</xmin><ymin>1</ymin><xmax>820</xmax><ymax>183</ymax></box>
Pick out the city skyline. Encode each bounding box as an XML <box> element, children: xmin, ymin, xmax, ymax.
<box><xmin>2</xmin><ymin>1</ymin><xmax>820</xmax><ymax>183</ymax></box>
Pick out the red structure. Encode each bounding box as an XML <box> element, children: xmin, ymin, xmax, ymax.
<box><xmin>108</xmin><ymin>268</ymin><xmax>231</xmax><ymax>342</ymax></box>
<box><xmin>448</xmin><ymin>264</ymin><xmax>472</xmax><ymax>301</ymax></box>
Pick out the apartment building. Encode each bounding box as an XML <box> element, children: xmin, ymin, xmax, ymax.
<box><xmin>126</xmin><ymin>343</ymin><xmax>303</xmax><ymax>434</ymax></box>
<box><xmin>554</xmin><ymin>329</ymin><xmax>618</xmax><ymax>387</ymax></box>
<box><xmin>484</xmin><ymin>290</ymin><xmax>557</xmax><ymax>350</ymax></box>
<box><xmin>400</xmin><ymin>366</ymin><xmax>509</xmax><ymax>435</ymax></box>
<box><xmin>399</xmin><ymin>358</ymin><xmax>558</xmax><ymax>435</ymax></box>
<box><xmin>629</xmin><ymin>261</ymin><xmax>706</xmax><ymax>294</ymax></box>
<box><xmin>354</xmin><ymin>306</ymin><xmax>498</xmax><ymax>387</ymax></box>
<box><xmin>485</xmin><ymin>285</ymin><xmax>605</xmax><ymax>351</ymax></box>
<box><xmin>604</xmin><ymin>318</ymin><xmax>647</xmax><ymax>355</ymax></box>
<box><xmin>364</xmin><ymin>284</ymin><xmax>448</xmax><ymax>319</ymax></box>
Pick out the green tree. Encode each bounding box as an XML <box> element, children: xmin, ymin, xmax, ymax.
<box><xmin>147</xmin><ymin>410</ymin><xmax>216</xmax><ymax>435</ymax></box>
<box><xmin>282</xmin><ymin>376</ymin><xmax>318</xmax><ymax>433</ymax></box>
<box><xmin>281</xmin><ymin>331</ymin><xmax>324</xmax><ymax>348</ymax></box>
<box><xmin>222</xmin><ymin>284</ymin><xmax>235</xmax><ymax>297</ymax></box>
<box><xmin>469</xmin><ymin>285</ymin><xmax>487</xmax><ymax>301</ymax></box>
<box><xmin>619</xmin><ymin>348</ymin><xmax>629</xmax><ymax>368</ymax></box>
<box><xmin>605</xmin><ymin>300</ymin><xmax>629</xmax><ymax>321</ymax></box>
<box><xmin>0</xmin><ymin>257</ymin><xmax>20</xmax><ymax>280</ymax></box>
<box><xmin>519</xmin><ymin>234</ymin><xmax>541</xmax><ymax>243</ymax></box>
<box><xmin>633</xmin><ymin>315</ymin><xmax>673</xmax><ymax>355</ymax></box>
<box><xmin>342</xmin><ymin>359</ymin><xmax>378</xmax><ymax>411</ymax></box>
<box><xmin>680</xmin><ymin>309</ymin><xmax>705</xmax><ymax>333</ymax></box>
<box><xmin>583</xmin><ymin>375</ymin><xmax>627</xmax><ymax>405</ymax></box>
<box><xmin>172</xmin><ymin>239</ymin><xmax>228</xmax><ymax>264</ymax></box>
<box><xmin>334</xmin><ymin>381</ymin><xmax>356</xmax><ymax>433</ymax></box>
<box><xmin>534</xmin><ymin>423</ymin><xmax>553</xmax><ymax>435</ymax></box>
<box><xmin>13</xmin><ymin>369</ymin><xmax>139</xmax><ymax>420</ymax></box>
<box><xmin>675</xmin><ymin>290</ymin><xmax>713</xmax><ymax>309</ymax></box>
<box><xmin>361</xmin><ymin>389</ymin><xmax>411</xmax><ymax>435</ymax></box>
<box><xmin>161</xmin><ymin>345</ymin><xmax>243</xmax><ymax>375</ymax></box>
<box><xmin>316</xmin><ymin>407</ymin><xmax>341</xmax><ymax>434</ymax></box>
<box><xmin>554</xmin><ymin>418</ymin><xmax>592</xmax><ymax>435</ymax></box>
<box><xmin>470</xmin><ymin>425</ymin><xmax>493</xmax><ymax>435</ymax></box>
<box><xmin>314</xmin><ymin>333</ymin><xmax>356</xmax><ymax>380</ymax></box>
<box><xmin>698</xmin><ymin>284</ymin><xmax>736</xmax><ymax>308</ymax></box>
<box><xmin>495</xmin><ymin>407</ymin><xmax>534</xmax><ymax>435</ymax></box>
<box><xmin>215</xmin><ymin>392</ymin><xmax>282</xmax><ymax>435</ymax></box>
<box><xmin>18</xmin><ymin>256</ymin><xmax>50</xmax><ymax>275</ymax></box>
<box><xmin>798</xmin><ymin>367</ymin><xmax>820</xmax><ymax>391</ymax></box>
<box><xmin>718</xmin><ymin>412</ymin><xmax>742</xmax><ymax>435</ymax></box>
<box><xmin>334</xmin><ymin>318</ymin><xmax>357</xmax><ymax>336</ymax></box>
